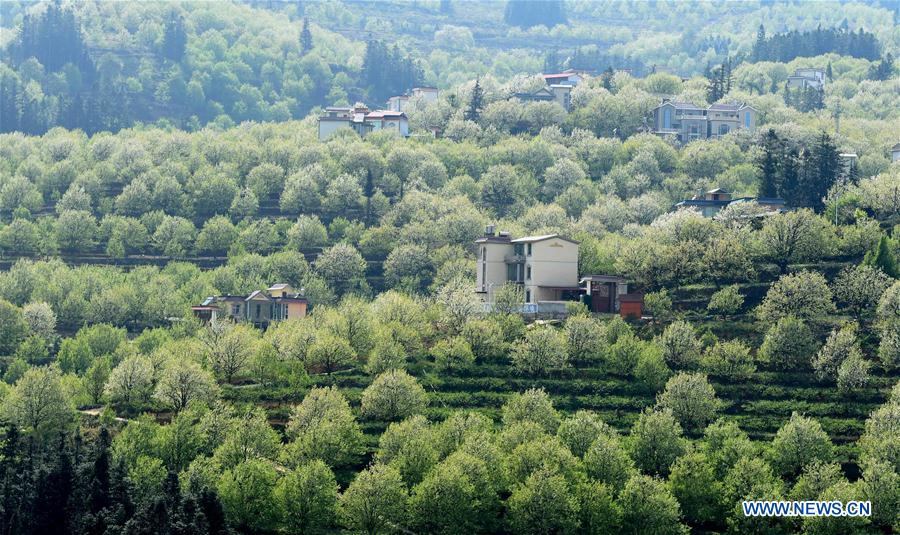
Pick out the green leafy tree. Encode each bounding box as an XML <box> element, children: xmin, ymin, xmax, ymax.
<box><xmin>658</xmin><ymin>320</ymin><xmax>701</xmax><ymax>369</ymax></box>
<box><xmin>306</xmin><ymin>333</ymin><xmax>355</xmax><ymax>376</ymax></box>
<box><xmin>701</xmin><ymin>340</ymin><xmax>756</xmax><ymax>380</ymax></box>
<box><xmin>756</xmin><ymin>271</ymin><xmax>835</xmax><ymax>323</ymax></box>
<box><xmin>511</xmin><ymin>326</ymin><xmax>568</xmax><ymax>376</ymax></box>
<box><xmin>431</xmin><ymin>336</ymin><xmax>475</xmax><ymax>372</ymax></box>
<box><xmin>812</xmin><ymin>322</ymin><xmax>860</xmax><ymax>382</ymax></box>
<box><xmin>502</xmin><ymin>388</ymin><xmax>560</xmax><ymax>433</ymax></box>
<box><xmin>217</xmin><ymin>458</ymin><xmax>279</xmax><ymax>532</ymax></box>
<box><xmin>339</xmin><ymin>464</ymin><xmax>408</xmax><ymax>535</ymax></box>
<box><xmin>668</xmin><ymin>452</ymin><xmax>723</xmax><ymax>524</ymax></box>
<box><xmin>2</xmin><ymin>365</ymin><xmax>72</xmax><ymax>437</ymax></box>
<box><xmin>556</xmin><ymin>410</ymin><xmax>610</xmax><ymax>459</ymax></box>
<box><xmin>584</xmin><ymin>432</ymin><xmax>636</xmax><ymax>491</ymax></box>
<box><xmin>506</xmin><ymin>466</ymin><xmax>579</xmax><ymax>535</ymax></box>
<box><xmin>153</xmin><ymin>359</ymin><xmax>219</xmax><ymax>412</ymax></box>
<box><xmin>627</xmin><ymin>408</ymin><xmax>686</xmax><ymax>476</ymax></box>
<box><xmin>283</xmin><ymin>386</ymin><xmax>363</xmax><ymax>469</ymax></box>
<box><xmin>274</xmin><ymin>460</ymin><xmax>338</xmax><ymax>534</ymax></box>
<box><xmin>360</xmin><ymin>369</ymin><xmax>427</xmax><ymax>421</ymax></box>
<box><xmin>758</xmin><ymin>316</ymin><xmax>818</xmax><ymax>370</ymax></box>
<box><xmin>618</xmin><ymin>474</ymin><xmax>689</xmax><ymax>535</ymax></box>
<box><xmin>707</xmin><ymin>285</ymin><xmax>744</xmax><ymax>318</ymax></box>
<box><xmin>768</xmin><ymin>412</ymin><xmax>834</xmax><ymax>478</ymax></box>
<box><xmin>655</xmin><ymin>372</ymin><xmax>720</xmax><ymax>431</ymax></box>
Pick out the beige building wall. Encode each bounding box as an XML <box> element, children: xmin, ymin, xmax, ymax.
<box><xmin>521</xmin><ymin>238</ymin><xmax>578</xmax><ymax>303</ymax></box>
<box><xmin>476</xmin><ymin>242</ymin><xmax>513</xmax><ymax>299</ymax></box>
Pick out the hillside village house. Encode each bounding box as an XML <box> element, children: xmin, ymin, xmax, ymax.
<box><xmin>786</xmin><ymin>67</ymin><xmax>826</xmax><ymax>90</ymax></box>
<box><xmin>411</xmin><ymin>86</ymin><xmax>439</xmax><ymax>102</ymax></box>
<box><xmin>192</xmin><ymin>283</ymin><xmax>308</xmax><ymax>326</ymax></box>
<box><xmin>891</xmin><ymin>142</ymin><xmax>900</xmax><ymax>163</ymax></box>
<box><xmin>386</xmin><ymin>87</ymin><xmax>441</xmax><ymax>113</ymax></box>
<box><xmin>675</xmin><ymin>188</ymin><xmax>786</xmax><ymax>218</ymax></box>
<box><xmin>513</xmin><ymin>69</ymin><xmax>584</xmax><ymax>111</ymax></box>
<box><xmin>386</xmin><ymin>95</ymin><xmax>409</xmax><ymax>112</ymax></box>
<box><xmin>649</xmin><ymin>99</ymin><xmax>757</xmax><ymax>143</ymax></box>
<box><xmin>475</xmin><ymin>227</ymin><xmax>642</xmax><ymax>317</ymax></box>
<box><xmin>317</xmin><ymin>104</ymin><xmax>408</xmax><ymax>140</ymax></box>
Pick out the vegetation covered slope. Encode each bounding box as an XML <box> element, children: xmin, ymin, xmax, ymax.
<box><xmin>0</xmin><ymin>1</ymin><xmax>899</xmax><ymax>534</ymax></box>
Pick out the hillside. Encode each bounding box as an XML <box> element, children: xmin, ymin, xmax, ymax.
<box><xmin>0</xmin><ymin>2</ymin><xmax>899</xmax><ymax>535</ymax></box>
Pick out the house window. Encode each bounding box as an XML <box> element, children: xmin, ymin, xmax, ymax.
<box><xmin>663</xmin><ymin>108</ymin><xmax>672</xmax><ymax>129</ymax></box>
<box><xmin>482</xmin><ymin>246</ymin><xmax>486</xmax><ymax>260</ymax></box>
<box><xmin>527</xmin><ymin>243</ymin><xmax>532</xmax><ymax>256</ymax></box>
<box><xmin>526</xmin><ymin>266</ymin><xmax>532</xmax><ymax>280</ymax></box>
<box><xmin>744</xmin><ymin>113</ymin><xmax>751</xmax><ymax>128</ymax></box>
<box><xmin>719</xmin><ymin>124</ymin><xmax>729</xmax><ymax>136</ymax></box>
<box><xmin>232</xmin><ymin>304</ymin><xmax>240</xmax><ymax>315</ymax></box>
<box><xmin>256</xmin><ymin>304</ymin><xmax>261</xmax><ymax>318</ymax></box>
<box><xmin>525</xmin><ymin>290</ymin><xmax>531</xmax><ymax>303</ymax></box>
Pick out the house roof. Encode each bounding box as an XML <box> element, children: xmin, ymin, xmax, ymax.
<box><xmin>366</xmin><ymin>110</ymin><xmax>407</xmax><ymax>119</ymax></box>
<box><xmin>268</xmin><ymin>283</ymin><xmax>291</xmax><ymax>290</ymax></box>
<box><xmin>707</xmin><ymin>188</ymin><xmax>729</xmax><ymax>194</ymax></box>
<box><xmin>891</xmin><ymin>142</ymin><xmax>900</xmax><ymax>151</ymax></box>
<box><xmin>474</xmin><ymin>236</ymin><xmax>512</xmax><ymax>244</ymax></box>
<box><xmin>510</xmin><ymin>234</ymin><xmax>579</xmax><ymax>245</ymax></box>
<box><xmin>543</xmin><ymin>73</ymin><xmax>577</xmax><ymax>80</ymax></box>
<box><xmin>413</xmin><ymin>86</ymin><xmax>438</xmax><ymax>91</ymax></box>
<box><xmin>246</xmin><ymin>290</ymin><xmax>273</xmax><ymax>302</ymax></box>
<box><xmin>676</xmin><ymin>199</ymin><xmax>731</xmax><ymax>207</ymax></box>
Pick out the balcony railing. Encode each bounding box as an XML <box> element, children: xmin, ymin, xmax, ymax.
<box><xmin>504</xmin><ymin>253</ymin><xmax>525</xmax><ymax>263</ymax></box>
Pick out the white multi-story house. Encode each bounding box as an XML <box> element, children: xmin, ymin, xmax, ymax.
<box><xmin>411</xmin><ymin>86</ymin><xmax>439</xmax><ymax>102</ymax></box>
<box><xmin>786</xmin><ymin>68</ymin><xmax>826</xmax><ymax>90</ymax></box>
<box><xmin>475</xmin><ymin>228</ymin><xmax>581</xmax><ymax>305</ymax></box>
<box><xmin>386</xmin><ymin>95</ymin><xmax>409</xmax><ymax>112</ymax></box>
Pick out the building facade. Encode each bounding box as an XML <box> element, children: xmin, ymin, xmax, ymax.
<box><xmin>649</xmin><ymin>100</ymin><xmax>757</xmax><ymax>143</ymax></box>
<box><xmin>475</xmin><ymin>229</ymin><xmax>580</xmax><ymax>305</ymax></box>
<box><xmin>192</xmin><ymin>283</ymin><xmax>308</xmax><ymax>326</ymax></box>
<box><xmin>317</xmin><ymin>104</ymin><xmax>408</xmax><ymax>141</ymax></box>
<box><xmin>786</xmin><ymin>68</ymin><xmax>826</xmax><ymax>90</ymax></box>
<box><xmin>674</xmin><ymin>188</ymin><xmax>786</xmax><ymax>217</ymax></box>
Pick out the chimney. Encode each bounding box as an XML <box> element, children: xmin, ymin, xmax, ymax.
<box><xmin>485</xmin><ymin>225</ymin><xmax>495</xmax><ymax>237</ymax></box>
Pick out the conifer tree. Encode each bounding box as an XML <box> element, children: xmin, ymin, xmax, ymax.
<box><xmin>465</xmin><ymin>78</ymin><xmax>484</xmax><ymax>121</ymax></box>
<box><xmin>300</xmin><ymin>18</ymin><xmax>313</xmax><ymax>55</ymax></box>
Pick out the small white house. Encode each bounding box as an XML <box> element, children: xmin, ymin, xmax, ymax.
<box><xmin>411</xmin><ymin>87</ymin><xmax>439</xmax><ymax>103</ymax></box>
<box><xmin>387</xmin><ymin>95</ymin><xmax>409</xmax><ymax>112</ymax></box>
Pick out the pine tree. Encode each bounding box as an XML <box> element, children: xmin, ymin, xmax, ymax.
<box><xmin>161</xmin><ymin>11</ymin><xmax>187</xmax><ymax>62</ymax></box>
<box><xmin>753</xmin><ymin>24</ymin><xmax>766</xmax><ymax>62</ymax></box>
<box><xmin>863</xmin><ymin>236</ymin><xmax>899</xmax><ymax>278</ymax></box>
<box><xmin>779</xmin><ymin>147</ymin><xmax>802</xmax><ymax>205</ymax></box>
<box><xmin>799</xmin><ymin>132</ymin><xmax>841</xmax><ymax>210</ymax></box>
<box><xmin>300</xmin><ymin>18</ymin><xmax>313</xmax><ymax>55</ymax></box>
<box><xmin>465</xmin><ymin>78</ymin><xmax>484</xmax><ymax>122</ymax></box>
<box><xmin>868</xmin><ymin>53</ymin><xmax>895</xmax><ymax>81</ymax></box>
<box><xmin>757</xmin><ymin>129</ymin><xmax>782</xmax><ymax>198</ymax></box>
<box><xmin>826</xmin><ymin>61</ymin><xmax>833</xmax><ymax>80</ymax></box>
